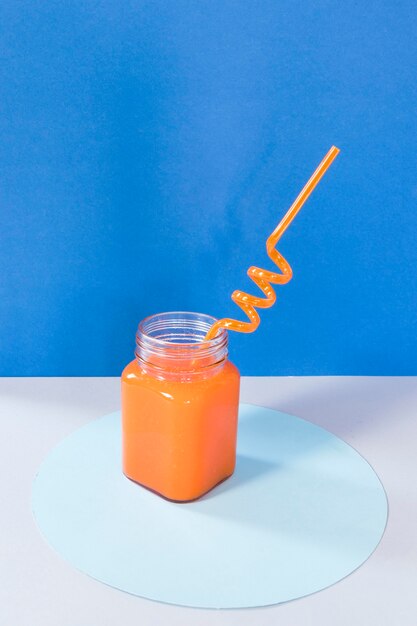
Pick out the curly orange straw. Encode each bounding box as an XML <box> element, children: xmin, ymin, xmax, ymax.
<box><xmin>205</xmin><ymin>145</ymin><xmax>340</xmax><ymax>340</ymax></box>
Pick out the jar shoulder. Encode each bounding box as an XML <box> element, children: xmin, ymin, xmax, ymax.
<box><xmin>224</xmin><ymin>359</ymin><xmax>240</xmax><ymax>380</ymax></box>
<box><xmin>121</xmin><ymin>358</ymin><xmax>240</xmax><ymax>384</ymax></box>
<box><xmin>121</xmin><ymin>359</ymin><xmax>141</xmax><ymax>381</ymax></box>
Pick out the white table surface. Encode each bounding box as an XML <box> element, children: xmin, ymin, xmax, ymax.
<box><xmin>1</xmin><ymin>376</ymin><xmax>416</xmax><ymax>625</ymax></box>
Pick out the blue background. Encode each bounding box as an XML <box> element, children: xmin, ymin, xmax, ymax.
<box><xmin>1</xmin><ymin>1</ymin><xmax>416</xmax><ymax>376</ymax></box>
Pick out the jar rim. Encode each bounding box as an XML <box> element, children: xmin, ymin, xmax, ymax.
<box><xmin>137</xmin><ymin>311</ymin><xmax>226</xmax><ymax>348</ymax></box>
<box><xmin>135</xmin><ymin>312</ymin><xmax>228</xmax><ymax>378</ymax></box>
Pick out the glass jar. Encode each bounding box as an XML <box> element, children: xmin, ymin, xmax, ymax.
<box><xmin>121</xmin><ymin>312</ymin><xmax>240</xmax><ymax>502</ymax></box>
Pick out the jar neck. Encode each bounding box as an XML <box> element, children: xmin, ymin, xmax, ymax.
<box><xmin>135</xmin><ymin>312</ymin><xmax>228</xmax><ymax>382</ymax></box>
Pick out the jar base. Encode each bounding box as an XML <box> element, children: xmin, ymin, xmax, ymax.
<box><xmin>123</xmin><ymin>471</ymin><xmax>235</xmax><ymax>503</ymax></box>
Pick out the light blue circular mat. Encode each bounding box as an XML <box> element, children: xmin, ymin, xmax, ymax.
<box><xmin>32</xmin><ymin>403</ymin><xmax>387</xmax><ymax>608</ymax></box>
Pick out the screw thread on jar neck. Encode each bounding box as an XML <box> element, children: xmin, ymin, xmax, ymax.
<box><xmin>135</xmin><ymin>312</ymin><xmax>228</xmax><ymax>381</ymax></box>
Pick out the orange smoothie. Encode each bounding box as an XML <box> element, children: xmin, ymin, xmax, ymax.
<box><xmin>121</xmin><ymin>312</ymin><xmax>240</xmax><ymax>502</ymax></box>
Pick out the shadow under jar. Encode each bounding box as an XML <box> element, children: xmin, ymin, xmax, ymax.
<box><xmin>121</xmin><ymin>312</ymin><xmax>240</xmax><ymax>502</ymax></box>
